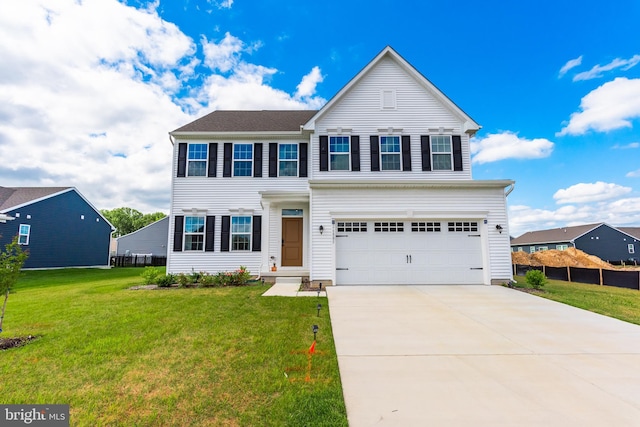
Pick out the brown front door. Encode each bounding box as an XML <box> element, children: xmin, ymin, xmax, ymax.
<box><xmin>282</xmin><ymin>217</ymin><xmax>303</xmax><ymax>266</ymax></box>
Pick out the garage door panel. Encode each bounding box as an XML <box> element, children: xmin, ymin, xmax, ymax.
<box><xmin>336</xmin><ymin>219</ymin><xmax>484</xmax><ymax>285</ymax></box>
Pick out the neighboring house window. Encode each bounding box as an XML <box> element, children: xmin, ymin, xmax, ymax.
<box><xmin>18</xmin><ymin>224</ymin><xmax>30</xmax><ymax>245</ymax></box>
<box><xmin>556</xmin><ymin>244</ymin><xmax>568</xmax><ymax>250</ymax></box>
<box><xmin>530</xmin><ymin>246</ymin><xmax>536</xmax><ymax>253</ymax></box>
<box><xmin>233</xmin><ymin>144</ymin><xmax>253</xmax><ymax>177</ymax></box>
<box><xmin>187</xmin><ymin>144</ymin><xmax>208</xmax><ymax>176</ymax></box>
<box><xmin>279</xmin><ymin>144</ymin><xmax>298</xmax><ymax>176</ymax></box>
<box><xmin>231</xmin><ymin>216</ymin><xmax>252</xmax><ymax>251</ymax></box>
<box><xmin>380</xmin><ymin>136</ymin><xmax>401</xmax><ymax>170</ymax></box>
<box><xmin>431</xmin><ymin>135</ymin><xmax>452</xmax><ymax>170</ymax></box>
<box><xmin>184</xmin><ymin>216</ymin><xmax>205</xmax><ymax>251</ymax></box>
<box><xmin>538</xmin><ymin>246</ymin><xmax>548</xmax><ymax>251</ymax></box>
<box><xmin>329</xmin><ymin>137</ymin><xmax>350</xmax><ymax>170</ymax></box>
<box><xmin>629</xmin><ymin>244</ymin><xmax>636</xmax><ymax>254</ymax></box>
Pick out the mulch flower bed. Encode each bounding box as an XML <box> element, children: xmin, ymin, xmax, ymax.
<box><xmin>0</xmin><ymin>335</ymin><xmax>37</xmax><ymax>350</ymax></box>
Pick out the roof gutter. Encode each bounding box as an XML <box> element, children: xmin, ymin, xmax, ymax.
<box><xmin>505</xmin><ymin>182</ymin><xmax>515</xmax><ymax>197</ymax></box>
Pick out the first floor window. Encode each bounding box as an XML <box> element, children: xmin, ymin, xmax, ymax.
<box><xmin>187</xmin><ymin>144</ymin><xmax>207</xmax><ymax>176</ymax></box>
<box><xmin>233</xmin><ymin>144</ymin><xmax>253</xmax><ymax>176</ymax></box>
<box><xmin>431</xmin><ymin>135</ymin><xmax>452</xmax><ymax>170</ymax></box>
<box><xmin>380</xmin><ymin>136</ymin><xmax>401</xmax><ymax>170</ymax></box>
<box><xmin>18</xmin><ymin>224</ymin><xmax>30</xmax><ymax>245</ymax></box>
<box><xmin>184</xmin><ymin>216</ymin><xmax>205</xmax><ymax>251</ymax></box>
<box><xmin>556</xmin><ymin>244</ymin><xmax>568</xmax><ymax>251</ymax></box>
<box><xmin>329</xmin><ymin>136</ymin><xmax>350</xmax><ymax>170</ymax></box>
<box><xmin>279</xmin><ymin>144</ymin><xmax>298</xmax><ymax>176</ymax></box>
<box><xmin>231</xmin><ymin>216</ymin><xmax>252</xmax><ymax>251</ymax></box>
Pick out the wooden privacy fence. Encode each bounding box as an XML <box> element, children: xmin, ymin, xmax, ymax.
<box><xmin>514</xmin><ymin>264</ymin><xmax>640</xmax><ymax>290</ymax></box>
<box><xmin>111</xmin><ymin>255</ymin><xmax>167</xmax><ymax>267</ymax></box>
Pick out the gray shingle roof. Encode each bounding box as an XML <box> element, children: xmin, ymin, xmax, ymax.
<box><xmin>172</xmin><ymin>110</ymin><xmax>318</xmax><ymax>133</ymax></box>
<box><xmin>0</xmin><ymin>186</ymin><xmax>71</xmax><ymax>211</ymax></box>
<box><xmin>619</xmin><ymin>227</ymin><xmax>640</xmax><ymax>240</ymax></box>
<box><xmin>511</xmin><ymin>223</ymin><xmax>604</xmax><ymax>245</ymax></box>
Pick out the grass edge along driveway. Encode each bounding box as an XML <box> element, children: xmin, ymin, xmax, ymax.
<box><xmin>1</xmin><ymin>268</ymin><xmax>347</xmax><ymax>426</ymax></box>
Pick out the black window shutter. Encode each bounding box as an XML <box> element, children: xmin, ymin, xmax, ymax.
<box><xmin>173</xmin><ymin>215</ymin><xmax>184</xmax><ymax>252</ymax></box>
<box><xmin>221</xmin><ymin>216</ymin><xmax>230</xmax><ymax>252</ymax></box>
<box><xmin>223</xmin><ymin>143</ymin><xmax>232</xmax><ymax>177</ymax></box>
<box><xmin>253</xmin><ymin>143</ymin><xmax>263</xmax><ymax>177</ymax></box>
<box><xmin>401</xmin><ymin>135</ymin><xmax>412</xmax><ymax>171</ymax></box>
<box><xmin>177</xmin><ymin>143</ymin><xmax>187</xmax><ymax>177</ymax></box>
<box><xmin>350</xmin><ymin>136</ymin><xmax>360</xmax><ymax>171</ymax></box>
<box><xmin>205</xmin><ymin>216</ymin><xmax>215</xmax><ymax>252</ymax></box>
<box><xmin>370</xmin><ymin>136</ymin><xmax>380</xmax><ymax>171</ymax></box>
<box><xmin>452</xmin><ymin>135</ymin><xmax>463</xmax><ymax>171</ymax></box>
<box><xmin>252</xmin><ymin>215</ymin><xmax>262</xmax><ymax>252</ymax></box>
<box><xmin>269</xmin><ymin>143</ymin><xmax>278</xmax><ymax>177</ymax></box>
<box><xmin>421</xmin><ymin>136</ymin><xmax>431</xmax><ymax>171</ymax></box>
<box><xmin>319</xmin><ymin>136</ymin><xmax>329</xmax><ymax>171</ymax></box>
<box><xmin>207</xmin><ymin>143</ymin><xmax>217</xmax><ymax>177</ymax></box>
<box><xmin>299</xmin><ymin>143</ymin><xmax>308</xmax><ymax>177</ymax></box>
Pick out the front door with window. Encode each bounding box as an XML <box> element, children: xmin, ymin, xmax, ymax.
<box><xmin>282</xmin><ymin>217</ymin><xmax>303</xmax><ymax>266</ymax></box>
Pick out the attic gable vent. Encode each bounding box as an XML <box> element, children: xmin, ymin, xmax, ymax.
<box><xmin>381</xmin><ymin>89</ymin><xmax>396</xmax><ymax>110</ymax></box>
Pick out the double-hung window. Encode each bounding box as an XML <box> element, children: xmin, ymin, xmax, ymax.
<box><xmin>279</xmin><ymin>144</ymin><xmax>298</xmax><ymax>176</ymax></box>
<box><xmin>231</xmin><ymin>216</ymin><xmax>252</xmax><ymax>251</ymax></box>
<box><xmin>184</xmin><ymin>216</ymin><xmax>205</xmax><ymax>251</ymax></box>
<box><xmin>187</xmin><ymin>144</ymin><xmax>207</xmax><ymax>176</ymax></box>
<box><xmin>431</xmin><ymin>135</ymin><xmax>452</xmax><ymax>170</ymax></box>
<box><xmin>18</xmin><ymin>224</ymin><xmax>30</xmax><ymax>245</ymax></box>
<box><xmin>329</xmin><ymin>136</ymin><xmax>350</xmax><ymax>170</ymax></box>
<box><xmin>380</xmin><ymin>136</ymin><xmax>401</xmax><ymax>170</ymax></box>
<box><xmin>233</xmin><ymin>144</ymin><xmax>253</xmax><ymax>177</ymax></box>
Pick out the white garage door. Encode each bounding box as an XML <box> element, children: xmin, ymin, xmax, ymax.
<box><xmin>335</xmin><ymin>220</ymin><xmax>484</xmax><ymax>285</ymax></box>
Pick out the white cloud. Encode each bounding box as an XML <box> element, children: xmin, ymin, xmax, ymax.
<box><xmin>470</xmin><ymin>131</ymin><xmax>554</xmax><ymax>164</ymax></box>
<box><xmin>0</xmin><ymin>0</ymin><xmax>326</xmax><ymax>213</ymax></box>
<box><xmin>295</xmin><ymin>66</ymin><xmax>324</xmax><ymax>99</ymax></box>
<box><xmin>612</xmin><ymin>142</ymin><xmax>640</xmax><ymax>149</ymax></box>
<box><xmin>557</xmin><ymin>77</ymin><xmax>640</xmax><ymax>136</ymax></box>
<box><xmin>627</xmin><ymin>169</ymin><xmax>640</xmax><ymax>178</ymax></box>
<box><xmin>573</xmin><ymin>54</ymin><xmax>640</xmax><ymax>81</ymax></box>
<box><xmin>559</xmin><ymin>55</ymin><xmax>583</xmax><ymax>78</ymax></box>
<box><xmin>553</xmin><ymin>182</ymin><xmax>632</xmax><ymax>204</ymax></box>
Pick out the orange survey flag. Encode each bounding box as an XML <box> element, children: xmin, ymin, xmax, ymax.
<box><xmin>308</xmin><ymin>340</ymin><xmax>316</xmax><ymax>355</ymax></box>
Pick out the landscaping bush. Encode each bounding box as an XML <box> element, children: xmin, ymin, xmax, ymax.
<box><xmin>213</xmin><ymin>266</ymin><xmax>251</xmax><ymax>287</ymax></box>
<box><xmin>197</xmin><ymin>273</ymin><xmax>218</xmax><ymax>288</ymax></box>
<box><xmin>175</xmin><ymin>273</ymin><xmax>191</xmax><ymax>288</ymax></box>
<box><xmin>525</xmin><ymin>269</ymin><xmax>547</xmax><ymax>289</ymax></box>
<box><xmin>140</xmin><ymin>267</ymin><xmax>161</xmax><ymax>285</ymax></box>
<box><xmin>156</xmin><ymin>274</ymin><xmax>175</xmax><ymax>288</ymax></box>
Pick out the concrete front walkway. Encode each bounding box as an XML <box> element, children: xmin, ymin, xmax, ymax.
<box><xmin>326</xmin><ymin>285</ymin><xmax>640</xmax><ymax>427</ymax></box>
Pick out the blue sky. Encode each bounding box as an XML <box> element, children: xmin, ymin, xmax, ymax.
<box><xmin>1</xmin><ymin>0</ymin><xmax>639</xmax><ymax>236</ymax></box>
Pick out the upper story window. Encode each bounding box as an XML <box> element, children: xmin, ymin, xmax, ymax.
<box><xmin>279</xmin><ymin>144</ymin><xmax>298</xmax><ymax>177</ymax></box>
<box><xmin>233</xmin><ymin>144</ymin><xmax>253</xmax><ymax>177</ymax></box>
<box><xmin>231</xmin><ymin>216</ymin><xmax>252</xmax><ymax>251</ymax></box>
<box><xmin>380</xmin><ymin>136</ymin><xmax>401</xmax><ymax>171</ymax></box>
<box><xmin>431</xmin><ymin>135</ymin><xmax>452</xmax><ymax>171</ymax></box>
<box><xmin>330</xmin><ymin>136</ymin><xmax>350</xmax><ymax>170</ymax></box>
<box><xmin>188</xmin><ymin>144</ymin><xmax>208</xmax><ymax>176</ymax></box>
<box><xmin>18</xmin><ymin>224</ymin><xmax>30</xmax><ymax>245</ymax></box>
<box><xmin>184</xmin><ymin>216</ymin><xmax>205</xmax><ymax>251</ymax></box>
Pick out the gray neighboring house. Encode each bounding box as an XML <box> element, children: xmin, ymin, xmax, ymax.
<box><xmin>511</xmin><ymin>223</ymin><xmax>640</xmax><ymax>262</ymax></box>
<box><xmin>116</xmin><ymin>216</ymin><xmax>169</xmax><ymax>256</ymax></box>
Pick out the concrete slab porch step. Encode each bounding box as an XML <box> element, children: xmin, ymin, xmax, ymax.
<box><xmin>262</xmin><ymin>276</ymin><xmax>326</xmax><ymax>297</ymax></box>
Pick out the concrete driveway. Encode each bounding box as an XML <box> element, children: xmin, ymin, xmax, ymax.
<box><xmin>326</xmin><ymin>285</ymin><xmax>640</xmax><ymax>427</ymax></box>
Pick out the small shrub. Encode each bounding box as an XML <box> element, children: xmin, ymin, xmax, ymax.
<box><xmin>198</xmin><ymin>273</ymin><xmax>218</xmax><ymax>288</ymax></box>
<box><xmin>175</xmin><ymin>273</ymin><xmax>190</xmax><ymax>288</ymax></box>
<box><xmin>212</xmin><ymin>266</ymin><xmax>251</xmax><ymax>287</ymax></box>
<box><xmin>157</xmin><ymin>274</ymin><xmax>175</xmax><ymax>288</ymax></box>
<box><xmin>189</xmin><ymin>271</ymin><xmax>201</xmax><ymax>284</ymax></box>
<box><xmin>141</xmin><ymin>267</ymin><xmax>161</xmax><ymax>285</ymax></box>
<box><xmin>525</xmin><ymin>269</ymin><xmax>547</xmax><ymax>289</ymax></box>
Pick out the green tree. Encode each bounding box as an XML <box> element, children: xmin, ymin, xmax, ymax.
<box><xmin>101</xmin><ymin>208</ymin><xmax>166</xmax><ymax>237</ymax></box>
<box><xmin>0</xmin><ymin>236</ymin><xmax>29</xmax><ymax>333</ymax></box>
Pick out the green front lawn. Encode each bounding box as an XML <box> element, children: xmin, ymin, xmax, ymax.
<box><xmin>1</xmin><ymin>268</ymin><xmax>347</xmax><ymax>426</ymax></box>
<box><xmin>514</xmin><ymin>275</ymin><xmax>640</xmax><ymax>325</ymax></box>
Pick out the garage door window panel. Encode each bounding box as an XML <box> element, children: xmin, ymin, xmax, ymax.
<box><xmin>411</xmin><ymin>222</ymin><xmax>441</xmax><ymax>232</ymax></box>
<box><xmin>447</xmin><ymin>221</ymin><xmax>478</xmax><ymax>232</ymax></box>
<box><xmin>374</xmin><ymin>222</ymin><xmax>404</xmax><ymax>232</ymax></box>
<box><xmin>337</xmin><ymin>222</ymin><xmax>367</xmax><ymax>232</ymax></box>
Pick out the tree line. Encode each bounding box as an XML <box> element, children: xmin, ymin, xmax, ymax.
<box><xmin>101</xmin><ymin>207</ymin><xmax>166</xmax><ymax>238</ymax></box>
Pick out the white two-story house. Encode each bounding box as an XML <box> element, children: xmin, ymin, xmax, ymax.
<box><xmin>167</xmin><ymin>46</ymin><xmax>514</xmax><ymax>286</ymax></box>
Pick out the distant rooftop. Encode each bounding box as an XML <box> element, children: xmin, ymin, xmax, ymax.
<box><xmin>172</xmin><ymin>110</ymin><xmax>318</xmax><ymax>133</ymax></box>
<box><xmin>0</xmin><ymin>186</ymin><xmax>71</xmax><ymax>211</ymax></box>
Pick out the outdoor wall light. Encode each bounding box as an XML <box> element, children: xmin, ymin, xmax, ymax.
<box><xmin>319</xmin><ymin>225</ymin><xmax>324</xmax><ymax>235</ymax></box>
<box><xmin>496</xmin><ymin>224</ymin><xmax>503</xmax><ymax>233</ymax></box>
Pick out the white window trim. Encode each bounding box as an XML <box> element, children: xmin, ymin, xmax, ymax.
<box><xmin>380</xmin><ymin>135</ymin><xmax>401</xmax><ymax>171</ymax></box>
<box><xmin>233</xmin><ymin>143</ymin><xmax>253</xmax><ymax>177</ymax></box>
<box><xmin>329</xmin><ymin>136</ymin><xmax>351</xmax><ymax>171</ymax></box>
<box><xmin>431</xmin><ymin>135</ymin><xmax>453</xmax><ymax>171</ymax></box>
<box><xmin>629</xmin><ymin>244</ymin><xmax>635</xmax><ymax>254</ymax></box>
<box><xmin>231</xmin><ymin>216</ymin><xmax>252</xmax><ymax>252</ymax></box>
<box><xmin>183</xmin><ymin>216</ymin><xmax>205</xmax><ymax>251</ymax></box>
<box><xmin>278</xmin><ymin>143</ymin><xmax>299</xmax><ymax>177</ymax></box>
<box><xmin>187</xmin><ymin>143</ymin><xmax>208</xmax><ymax>177</ymax></box>
<box><xmin>18</xmin><ymin>224</ymin><xmax>30</xmax><ymax>245</ymax></box>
